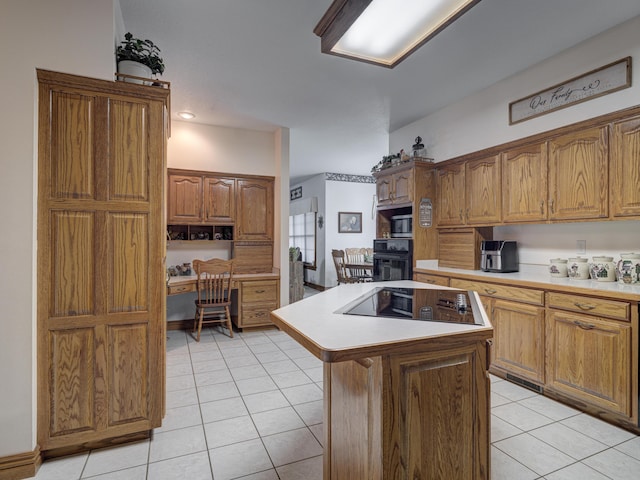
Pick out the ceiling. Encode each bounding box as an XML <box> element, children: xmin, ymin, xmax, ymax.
<box><xmin>118</xmin><ymin>0</ymin><xmax>640</xmax><ymax>183</ymax></box>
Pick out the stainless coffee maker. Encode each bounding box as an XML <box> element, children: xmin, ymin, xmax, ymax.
<box><xmin>480</xmin><ymin>241</ymin><xmax>519</xmax><ymax>273</ymax></box>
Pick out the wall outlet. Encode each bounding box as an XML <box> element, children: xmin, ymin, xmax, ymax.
<box><xmin>576</xmin><ymin>240</ymin><xmax>586</xmax><ymax>254</ymax></box>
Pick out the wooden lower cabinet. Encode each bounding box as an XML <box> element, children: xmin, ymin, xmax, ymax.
<box><xmin>546</xmin><ymin>294</ymin><xmax>632</xmax><ymax>417</ymax></box>
<box><xmin>236</xmin><ymin>279</ymin><xmax>280</xmax><ymax>328</ymax></box>
<box><xmin>491</xmin><ymin>299</ymin><xmax>545</xmax><ymax>384</ymax></box>
<box><xmin>413</xmin><ymin>272</ymin><xmax>449</xmax><ymax>287</ymax></box>
<box><xmin>418</xmin><ymin>270</ymin><xmax>639</xmax><ymax>430</ymax></box>
<box><xmin>324</xmin><ymin>340</ymin><xmax>490</xmax><ymax>479</ymax></box>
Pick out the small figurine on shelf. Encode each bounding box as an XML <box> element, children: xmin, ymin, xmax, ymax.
<box><xmin>412</xmin><ymin>136</ymin><xmax>427</xmax><ymax>158</ymax></box>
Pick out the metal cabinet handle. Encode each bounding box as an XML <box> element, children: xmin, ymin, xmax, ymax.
<box><xmin>484</xmin><ymin>288</ymin><xmax>497</xmax><ymax>295</ymax></box>
<box><xmin>465</xmin><ymin>208</ymin><xmax>469</xmax><ymax>222</ymax></box>
<box><xmin>540</xmin><ymin>201</ymin><xmax>544</xmax><ymax>214</ymax></box>
<box><xmin>574</xmin><ymin>302</ymin><xmax>596</xmax><ymax>310</ymax></box>
<box><xmin>459</xmin><ymin>209</ymin><xmax>464</xmax><ymax>221</ymax></box>
<box><xmin>550</xmin><ymin>199</ymin><xmax>555</xmax><ymax>213</ymax></box>
<box><xmin>255</xmin><ymin>290</ymin><xmax>266</xmax><ymax>293</ymax></box>
<box><xmin>573</xmin><ymin>320</ymin><xmax>596</xmax><ymax>330</ymax></box>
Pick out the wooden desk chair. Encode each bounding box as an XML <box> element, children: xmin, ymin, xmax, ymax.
<box><xmin>332</xmin><ymin>249</ymin><xmax>360</xmax><ymax>285</ymax></box>
<box><xmin>345</xmin><ymin>247</ymin><xmax>373</xmax><ymax>282</ymax></box>
<box><xmin>192</xmin><ymin>258</ymin><xmax>234</xmax><ymax>341</ymax></box>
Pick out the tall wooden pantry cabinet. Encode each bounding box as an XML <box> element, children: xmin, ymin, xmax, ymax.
<box><xmin>36</xmin><ymin>70</ymin><xmax>169</xmax><ymax>453</ymax></box>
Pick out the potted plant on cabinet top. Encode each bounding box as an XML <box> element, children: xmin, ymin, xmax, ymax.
<box><xmin>116</xmin><ymin>32</ymin><xmax>165</xmax><ymax>84</ymax></box>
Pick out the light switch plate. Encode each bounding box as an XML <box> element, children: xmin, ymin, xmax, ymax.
<box><xmin>576</xmin><ymin>240</ymin><xmax>586</xmax><ymax>254</ymax></box>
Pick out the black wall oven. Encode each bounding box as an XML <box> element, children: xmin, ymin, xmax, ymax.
<box><xmin>373</xmin><ymin>239</ymin><xmax>413</xmax><ymax>281</ymax></box>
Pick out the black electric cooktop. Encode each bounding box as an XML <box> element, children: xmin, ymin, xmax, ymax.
<box><xmin>336</xmin><ymin>287</ymin><xmax>484</xmax><ymax>326</ymax></box>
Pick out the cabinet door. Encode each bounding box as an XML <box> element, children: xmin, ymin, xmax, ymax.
<box><xmin>611</xmin><ymin>116</ymin><xmax>640</xmax><ymax>218</ymax></box>
<box><xmin>37</xmin><ymin>71</ymin><xmax>167</xmax><ymax>450</ymax></box>
<box><xmin>491</xmin><ymin>300</ymin><xmax>545</xmax><ymax>384</ymax></box>
<box><xmin>167</xmin><ymin>174</ymin><xmax>202</xmax><ymax>223</ymax></box>
<box><xmin>548</xmin><ymin>126</ymin><xmax>608</xmax><ymax>220</ymax></box>
<box><xmin>203</xmin><ymin>176</ymin><xmax>235</xmax><ymax>223</ymax></box>
<box><xmin>236</xmin><ymin>177</ymin><xmax>274</xmax><ymax>241</ymax></box>
<box><xmin>465</xmin><ymin>155</ymin><xmax>501</xmax><ymax>224</ymax></box>
<box><xmin>546</xmin><ymin>310</ymin><xmax>630</xmax><ymax>416</ymax></box>
<box><xmin>392</xmin><ymin>169</ymin><xmax>413</xmax><ymax>204</ymax></box>
<box><xmin>502</xmin><ymin>142</ymin><xmax>548</xmax><ymax>223</ymax></box>
<box><xmin>436</xmin><ymin>163</ymin><xmax>465</xmax><ymax>226</ymax></box>
<box><xmin>376</xmin><ymin>173</ymin><xmax>393</xmax><ymax>206</ymax></box>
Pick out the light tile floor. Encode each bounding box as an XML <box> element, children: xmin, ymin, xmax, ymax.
<box><xmin>29</xmin><ymin>325</ymin><xmax>639</xmax><ymax>480</ymax></box>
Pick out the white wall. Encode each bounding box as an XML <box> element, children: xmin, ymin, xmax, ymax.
<box><xmin>0</xmin><ymin>0</ymin><xmax>115</xmax><ymax>459</ymax></box>
<box><xmin>324</xmin><ymin>180</ymin><xmax>377</xmax><ymax>287</ymax></box>
<box><xmin>291</xmin><ymin>174</ymin><xmax>327</xmax><ymax>287</ymax></box>
<box><xmin>166</xmin><ymin>121</ymin><xmax>289</xmax><ymax>315</ymax></box>
<box><xmin>390</xmin><ymin>15</ymin><xmax>640</xmax><ymax>267</ymax></box>
<box><xmin>290</xmin><ymin>175</ymin><xmax>377</xmax><ymax>288</ymax></box>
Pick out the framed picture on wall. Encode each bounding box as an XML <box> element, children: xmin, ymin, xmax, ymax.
<box><xmin>338</xmin><ymin>212</ymin><xmax>362</xmax><ymax>233</ymax></box>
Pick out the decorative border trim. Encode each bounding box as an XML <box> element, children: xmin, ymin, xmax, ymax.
<box><xmin>0</xmin><ymin>446</ymin><xmax>41</xmax><ymax>480</ymax></box>
<box><xmin>325</xmin><ymin>172</ymin><xmax>375</xmax><ymax>184</ymax></box>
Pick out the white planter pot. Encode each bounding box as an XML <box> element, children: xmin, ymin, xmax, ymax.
<box><xmin>117</xmin><ymin>60</ymin><xmax>152</xmax><ymax>85</ymax></box>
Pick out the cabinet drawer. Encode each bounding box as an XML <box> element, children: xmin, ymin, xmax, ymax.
<box><xmin>167</xmin><ymin>283</ymin><xmax>196</xmax><ymax>295</ymax></box>
<box><xmin>242</xmin><ymin>280</ymin><xmax>278</xmax><ymax>303</ymax></box>
<box><xmin>414</xmin><ymin>273</ymin><xmax>449</xmax><ymax>287</ymax></box>
<box><xmin>241</xmin><ymin>303</ymin><xmax>278</xmax><ymax>326</ymax></box>
<box><xmin>546</xmin><ymin>292</ymin><xmax>629</xmax><ymax>321</ymax></box>
<box><xmin>450</xmin><ymin>278</ymin><xmax>544</xmax><ymax>306</ymax></box>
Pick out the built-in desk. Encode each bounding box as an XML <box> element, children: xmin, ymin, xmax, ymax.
<box><xmin>271</xmin><ymin>281</ymin><xmax>493</xmax><ymax>479</ymax></box>
<box><xmin>168</xmin><ymin>271</ymin><xmax>280</xmax><ymax>329</ymax></box>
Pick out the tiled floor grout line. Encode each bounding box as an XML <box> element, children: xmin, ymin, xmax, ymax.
<box><xmin>200</xmin><ymin>328</ymin><xmax>324</xmax><ymax>477</ymax></box>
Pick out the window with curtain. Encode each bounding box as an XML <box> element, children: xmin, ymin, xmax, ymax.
<box><xmin>289</xmin><ymin>196</ymin><xmax>318</xmax><ymax>268</ymax></box>
<box><xmin>289</xmin><ymin>212</ymin><xmax>316</xmax><ymax>267</ymax></box>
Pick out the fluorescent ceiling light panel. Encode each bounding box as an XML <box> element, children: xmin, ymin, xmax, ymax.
<box><xmin>315</xmin><ymin>0</ymin><xmax>481</xmax><ymax>68</ymax></box>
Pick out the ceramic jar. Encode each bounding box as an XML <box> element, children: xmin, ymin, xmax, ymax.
<box><xmin>549</xmin><ymin>258</ymin><xmax>568</xmax><ymax>278</ymax></box>
<box><xmin>568</xmin><ymin>257</ymin><xmax>590</xmax><ymax>280</ymax></box>
<box><xmin>589</xmin><ymin>256</ymin><xmax>616</xmax><ymax>282</ymax></box>
<box><xmin>616</xmin><ymin>253</ymin><xmax>640</xmax><ymax>284</ymax></box>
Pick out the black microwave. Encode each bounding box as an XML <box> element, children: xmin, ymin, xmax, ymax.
<box><xmin>390</xmin><ymin>214</ymin><xmax>412</xmax><ymax>238</ymax></box>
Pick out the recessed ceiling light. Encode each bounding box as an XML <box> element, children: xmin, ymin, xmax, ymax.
<box><xmin>314</xmin><ymin>0</ymin><xmax>481</xmax><ymax>68</ymax></box>
<box><xmin>178</xmin><ymin>111</ymin><xmax>196</xmax><ymax>120</ymax></box>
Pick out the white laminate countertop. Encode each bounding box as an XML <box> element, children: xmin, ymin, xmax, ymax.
<box><xmin>415</xmin><ymin>261</ymin><xmax>640</xmax><ymax>300</ymax></box>
<box><xmin>270</xmin><ymin>280</ymin><xmax>492</xmax><ymax>363</ymax></box>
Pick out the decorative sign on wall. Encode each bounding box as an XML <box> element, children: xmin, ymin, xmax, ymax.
<box><xmin>509</xmin><ymin>57</ymin><xmax>631</xmax><ymax>125</ymax></box>
<box><xmin>290</xmin><ymin>186</ymin><xmax>302</xmax><ymax>201</ymax></box>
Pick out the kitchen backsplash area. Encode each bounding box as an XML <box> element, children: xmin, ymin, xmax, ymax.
<box><xmin>166</xmin><ymin>241</ymin><xmax>231</xmax><ymax>274</ymax></box>
<box><xmin>494</xmin><ymin>220</ymin><xmax>640</xmax><ymax>267</ymax></box>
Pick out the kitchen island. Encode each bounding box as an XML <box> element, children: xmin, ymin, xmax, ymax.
<box><xmin>270</xmin><ymin>280</ymin><xmax>493</xmax><ymax>480</ymax></box>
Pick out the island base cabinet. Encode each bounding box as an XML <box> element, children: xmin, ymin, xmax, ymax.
<box><xmin>324</xmin><ymin>341</ymin><xmax>490</xmax><ymax>480</ymax></box>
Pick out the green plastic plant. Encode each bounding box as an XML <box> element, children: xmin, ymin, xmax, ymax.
<box><xmin>116</xmin><ymin>32</ymin><xmax>165</xmax><ymax>75</ymax></box>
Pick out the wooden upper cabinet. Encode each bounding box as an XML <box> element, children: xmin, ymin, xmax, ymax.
<box><xmin>236</xmin><ymin>177</ymin><xmax>274</xmax><ymax>241</ymax></box>
<box><xmin>436</xmin><ymin>163</ymin><xmax>465</xmax><ymax>226</ymax></box>
<box><xmin>203</xmin><ymin>176</ymin><xmax>235</xmax><ymax>223</ymax></box>
<box><xmin>548</xmin><ymin>126</ymin><xmax>608</xmax><ymax>221</ymax></box>
<box><xmin>436</xmin><ymin>157</ymin><xmax>499</xmax><ymax>226</ymax></box>
<box><xmin>167</xmin><ymin>174</ymin><xmax>202</xmax><ymax>223</ymax></box>
<box><xmin>375</xmin><ymin>166</ymin><xmax>414</xmax><ymax>206</ymax></box>
<box><xmin>465</xmin><ymin>154</ymin><xmax>501</xmax><ymax>224</ymax></box>
<box><xmin>611</xmin><ymin>115</ymin><xmax>640</xmax><ymax>218</ymax></box>
<box><xmin>502</xmin><ymin>142</ymin><xmax>548</xmax><ymax>223</ymax></box>
<box><xmin>167</xmin><ymin>172</ymin><xmax>236</xmax><ymax>225</ymax></box>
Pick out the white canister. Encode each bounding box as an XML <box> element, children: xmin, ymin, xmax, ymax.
<box><xmin>616</xmin><ymin>253</ymin><xmax>640</xmax><ymax>284</ymax></box>
<box><xmin>549</xmin><ymin>258</ymin><xmax>568</xmax><ymax>278</ymax></box>
<box><xmin>590</xmin><ymin>256</ymin><xmax>616</xmax><ymax>282</ymax></box>
<box><xmin>568</xmin><ymin>257</ymin><xmax>590</xmax><ymax>280</ymax></box>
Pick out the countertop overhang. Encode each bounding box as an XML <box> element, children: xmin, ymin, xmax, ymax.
<box><xmin>270</xmin><ymin>280</ymin><xmax>493</xmax><ymax>363</ymax></box>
